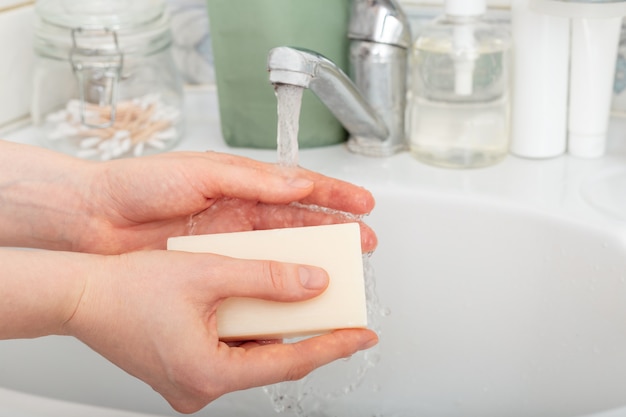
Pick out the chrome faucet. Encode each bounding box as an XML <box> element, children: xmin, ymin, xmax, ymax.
<box><xmin>267</xmin><ymin>0</ymin><xmax>411</xmax><ymax>157</ymax></box>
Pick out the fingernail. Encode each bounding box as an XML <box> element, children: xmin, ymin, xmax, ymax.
<box><xmin>287</xmin><ymin>177</ymin><xmax>314</xmax><ymax>189</ymax></box>
<box><xmin>359</xmin><ymin>335</ymin><xmax>379</xmax><ymax>351</ymax></box>
<box><xmin>298</xmin><ymin>266</ymin><xmax>328</xmax><ymax>290</ymax></box>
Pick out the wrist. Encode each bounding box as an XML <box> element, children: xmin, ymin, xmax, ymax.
<box><xmin>0</xmin><ymin>140</ymin><xmax>96</xmax><ymax>251</ymax></box>
<box><xmin>0</xmin><ymin>249</ymin><xmax>98</xmax><ymax>339</ymax></box>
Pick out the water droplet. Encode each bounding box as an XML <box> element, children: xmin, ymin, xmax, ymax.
<box><xmin>186</xmin><ymin>214</ymin><xmax>196</xmax><ymax>235</ymax></box>
<box><xmin>263</xmin><ymin>236</ymin><xmax>386</xmax><ymax>414</ymax></box>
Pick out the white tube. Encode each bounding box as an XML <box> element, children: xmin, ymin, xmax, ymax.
<box><xmin>568</xmin><ymin>17</ymin><xmax>622</xmax><ymax>158</ymax></box>
<box><xmin>510</xmin><ymin>0</ymin><xmax>570</xmax><ymax>158</ymax></box>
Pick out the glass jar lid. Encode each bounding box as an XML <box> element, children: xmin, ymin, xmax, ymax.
<box><xmin>35</xmin><ymin>0</ymin><xmax>166</xmax><ymax>30</ymax></box>
<box><xmin>34</xmin><ymin>0</ymin><xmax>171</xmax><ymax>58</ymax></box>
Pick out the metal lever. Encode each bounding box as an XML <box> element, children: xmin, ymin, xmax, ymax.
<box><xmin>70</xmin><ymin>27</ymin><xmax>124</xmax><ymax>129</ymax></box>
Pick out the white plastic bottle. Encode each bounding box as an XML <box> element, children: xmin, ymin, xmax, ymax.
<box><xmin>568</xmin><ymin>16</ymin><xmax>622</xmax><ymax>158</ymax></box>
<box><xmin>408</xmin><ymin>0</ymin><xmax>512</xmax><ymax>169</ymax></box>
<box><xmin>510</xmin><ymin>0</ymin><xmax>570</xmax><ymax>159</ymax></box>
<box><xmin>529</xmin><ymin>0</ymin><xmax>626</xmax><ymax>158</ymax></box>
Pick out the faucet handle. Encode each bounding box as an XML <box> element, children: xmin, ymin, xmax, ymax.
<box><xmin>348</xmin><ymin>0</ymin><xmax>412</xmax><ymax>48</ymax></box>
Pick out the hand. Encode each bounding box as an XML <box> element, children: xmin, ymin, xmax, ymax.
<box><xmin>0</xmin><ymin>141</ymin><xmax>376</xmax><ymax>254</ymax></box>
<box><xmin>65</xmin><ymin>250</ymin><xmax>379</xmax><ymax>413</ymax></box>
<box><xmin>78</xmin><ymin>151</ymin><xmax>376</xmax><ymax>254</ymax></box>
<box><xmin>0</xmin><ymin>141</ymin><xmax>380</xmax><ymax>413</ymax></box>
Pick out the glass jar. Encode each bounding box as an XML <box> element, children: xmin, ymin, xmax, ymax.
<box><xmin>32</xmin><ymin>0</ymin><xmax>184</xmax><ymax>160</ymax></box>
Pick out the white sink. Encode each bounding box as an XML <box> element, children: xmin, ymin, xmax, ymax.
<box><xmin>2</xmin><ymin>88</ymin><xmax>626</xmax><ymax>417</ymax></box>
<box><xmin>363</xmin><ymin>187</ymin><xmax>626</xmax><ymax>417</ymax></box>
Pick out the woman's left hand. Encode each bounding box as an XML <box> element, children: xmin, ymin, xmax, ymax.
<box><xmin>0</xmin><ymin>141</ymin><xmax>375</xmax><ymax>254</ymax></box>
<box><xmin>79</xmin><ymin>151</ymin><xmax>377</xmax><ymax>254</ymax></box>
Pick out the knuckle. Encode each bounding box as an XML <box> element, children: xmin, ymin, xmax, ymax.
<box><xmin>284</xmin><ymin>360</ymin><xmax>316</xmax><ymax>382</ymax></box>
<box><xmin>265</xmin><ymin>260</ymin><xmax>287</xmax><ymax>293</ymax></box>
<box><xmin>283</xmin><ymin>345</ymin><xmax>318</xmax><ymax>381</ymax></box>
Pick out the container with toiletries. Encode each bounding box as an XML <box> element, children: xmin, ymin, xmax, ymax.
<box><xmin>408</xmin><ymin>0</ymin><xmax>512</xmax><ymax>169</ymax></box>
<box><xmin>31</xmin><ymin>0</ymin><xmax>184</xmax><ymax>160</ymax></box>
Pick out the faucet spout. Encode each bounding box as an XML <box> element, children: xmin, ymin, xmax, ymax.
<box><xmin>267</xmin><ymin>0</ymin><xmax>410</xmax><ymax>157</ymax></box>
<box><xmin>268</xmin><ymin>46</ymin><xmax>389</xmax><ymax>143</ymax></box>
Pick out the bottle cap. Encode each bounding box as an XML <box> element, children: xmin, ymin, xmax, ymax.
<box><xmin>445</xmin><ymin>0</ymin><xmax>487</xmax><ymax>16</ymax></box>
<box><xmin>35</xmin><ymin>0</ymin><xmax>166</xmax><ymax>30</ymax></box>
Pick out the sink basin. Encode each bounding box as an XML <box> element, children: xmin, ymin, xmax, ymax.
<box><xmin>364</xmin><ymin>188</ymin><xmax>626</xmax><ymax>417</ymax></box>
<box><xmin>2</xmin><ymin>88</ymin><xmax>626</xmax><ymax>417</ymax></box>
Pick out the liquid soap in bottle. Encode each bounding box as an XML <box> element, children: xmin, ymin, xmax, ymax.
<box><xmin>409</xmin><ymin>0</ymin><xmax>512</xmax><ymax>168</ymax></box>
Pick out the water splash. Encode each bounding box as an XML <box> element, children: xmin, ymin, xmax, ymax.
<box><xmin>263</xmin><ymin>254</ymin><xmax>388</xmax><ymax>416</ymax></box>
<box><xmin>265</xmin><ymin>73</ymin><xmax>387</xmax><ymax>416</ymax></box>
<box><xmin>187</xmin><ymin>213</ymin><xmax>197</xmax><ymax>235</ymax></box>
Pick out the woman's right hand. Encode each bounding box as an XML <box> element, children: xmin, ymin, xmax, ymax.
<box><xmin>63</xmin><ymin>249</ymin><xmax>378</xmax><ymax>414</ymax></box>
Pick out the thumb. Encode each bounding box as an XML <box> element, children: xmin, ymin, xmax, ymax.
<box><xmin>204</xmin><ymin>255</ymin><xmax>329</xmax><ymax>303</ymax></box>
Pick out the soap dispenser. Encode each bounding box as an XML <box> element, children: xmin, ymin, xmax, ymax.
<box><xmin>408</xmin><ymin>0</ymin><xmax>512</xmax><ymax>169</ymax></box>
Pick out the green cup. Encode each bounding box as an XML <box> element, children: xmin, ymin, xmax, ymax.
<box><xmin>207</xmin><ymin>0</ymin><xmax>350</xmax><ymax>149</ymax></box>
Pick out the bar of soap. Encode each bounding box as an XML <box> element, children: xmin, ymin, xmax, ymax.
<box><xmin>167</xmin><ymin>223</ymin><xmax>367</xmax><ymax>341</ymax></box>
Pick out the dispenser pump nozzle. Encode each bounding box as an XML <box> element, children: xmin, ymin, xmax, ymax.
<box><xmin>445</xmin><ymin>0</ymin><xmax>485</xmax><ymax>95</ymax></box>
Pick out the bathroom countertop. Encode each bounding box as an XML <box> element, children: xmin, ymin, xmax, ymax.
<box><xmin>9</xmin><ymin>85</ymin><xmax>626</xmax><ymax>235</ymax></box>
<box><xmin>5</xmin><ymin>85</ymin><xmax>626</xmax><ymax>234</ymax></box>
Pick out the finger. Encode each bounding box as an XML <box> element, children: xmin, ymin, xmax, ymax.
<box><xmin>202</xmin><ymin>152</ymin><xmax>376</xmax><ymax>215</ymax></box>
<box><xmin>204</xmin><ymin>256</ymin><xmax>329</xmax><ymax>302</ymax></box>
<box><xmin>218</xmin><ymin>329</ymin><xmax>379</xmax><ymax>393</ymax></box>
<box><xmin>197</xmin><ymin>161</ymin><xmax>316</xmax><ymax>205</ymax></box>
<box><xmin>277</xmin><ymin>165</ymin><xmax>375</xmax><ymax>215</ymax></box>
<box><xmin>250</xmin><ymin>204</ymin><xmax>378</xmax><ymax>252</ymax></box>
<box><xmin>145</xmin><ymin>152</ymin><xmax>315</xmax><ymax>205</ymax></box>
<box><xmin>191</xmin><ymin>200</ymin><xmax>378</xmax><ymax>252</ymax></box>
<box><xmin>299</xmin><ymin>177</ymin><xmax>375</xmax><ymax>216</ymax></box>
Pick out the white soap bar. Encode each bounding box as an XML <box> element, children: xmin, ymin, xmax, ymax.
<box><xmin>167</xmin><ymin>223</ymin><xmax>367</xmax><ymax>341</ymax></box>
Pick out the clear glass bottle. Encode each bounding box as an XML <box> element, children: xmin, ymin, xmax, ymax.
<box><xmin>408</xmin><ymin>0</ymin><xmax>512</xmax><ymax>169</ymax></box>
<box><xmin>32</xmin><ymin>0</ymin><xmax>184</xmax><ymax>160</ymax></box>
